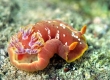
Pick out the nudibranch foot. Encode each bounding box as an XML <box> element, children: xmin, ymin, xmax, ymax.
<box><xmin>8</xmin><ymin>20</ymin><xmax>88</xmax><ymax>72</ymax></box>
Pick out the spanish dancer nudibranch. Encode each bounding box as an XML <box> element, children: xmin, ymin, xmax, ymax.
<box><xmin>8</xmin><ymin>20</ymin><xmax>88</xmax><ymax>72</ymax></box>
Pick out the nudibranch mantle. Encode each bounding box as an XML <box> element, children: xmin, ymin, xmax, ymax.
<box><xmin>8</xmin><ymin>20</ymin><xmax>88</xmax><ymax>72</ymax></box>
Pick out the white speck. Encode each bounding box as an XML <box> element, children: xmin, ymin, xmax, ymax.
<box><xmin>78</xmin><ymin>38</ymin><xmax>80</xmax><ymax>41</ymax></box>
<box><xmin>47</xmin><ymin>28</ymin><xmax>51</xmax><ymax>39</ymax></box>
<box><xmin>48</xmin><ymin>21</ymin><xmax>51</xmax><ymax>23</ymax></box>
<box><xmin>60</xmin><ymin>23</ymin><xmax>63</xmax><ymax>26</ymax></box>
<box><xmin>45</xmin><ymin>28</ymin><xmax>47</xmax><ymax>31</ymax></box>
<box><xmin>80</xmin><ymin>42</ymin><xmax>82</xmax><ymax>44</ymax></box>
<box><xmin>56</xmin><ymin>26</ymin><xmax>58</xmax><ymax>28</ymax></box>
<box><xmin>55</xmin><ymin>30</ymin><xmax>60</xmax><ymax>39</ymax></box>
<box><xmin>75</xmin><ymin>36</ymin><xmax>78</xmax><ymax>39</ymax></box>
<box><xmin>65</xmin><ymin>42</ymin><xmax>68</xmax><ymax>46</ymax></box>
<box><xmin>57</xmin><ymin>30</ymin><xmax>59</xmax><ymax>33</ymax></box>
<box><xmin>38</xmin><ymin>30</ymin><xmax>40</xmax><ymax>33</ymax></box>
<box><xmin>47</xmin><ymin>28</ymin><xmax>50</xmax><ymax>34</ymax></box>
<box><xmin>72</xmin><ymin>32</ymin><xmax>75</xmax><ymax>37</ymax></box>
<box><xmin>45</xmin><ymin>27</ymin><xmax>51</xmax><ymax>39</ymax></box>
<box><xmin>71</xmin><ymin>32</ymin><xmax>79</xmax><ymax>39</ymax></box>
<box><xmin>55</xmin><ymin>33</ymin><xmax>59</xmax><ymax>39</ymax></box>
<box><xmin>63</xmin><ymin>34</ymin><xmax>66</xmax><ymax>37</ymax></box>
<box><xmin>60</xmin><ymin>23</ymin><xmax>66</xmax><ymax>29</ymax></box>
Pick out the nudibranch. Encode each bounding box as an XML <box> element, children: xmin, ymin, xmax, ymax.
<box><xmin>8</xmin><ymin>20</ymin><xmax>88</xmax><ymax>72</ymax></box>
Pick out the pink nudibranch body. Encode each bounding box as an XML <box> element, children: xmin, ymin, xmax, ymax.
<box><xmin>8</xmin><ymin>20</ymin><xmax>88</xmax><ymax>72</ymax></box>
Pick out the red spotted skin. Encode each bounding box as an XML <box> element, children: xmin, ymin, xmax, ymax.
<box><xmin>8</xmin><ymin>20</ymin><xmax>88</xmax><ymax>72</ymax></box>
<box><xmin>33</xmin><ymin>20</ymin><xmax>79</xmax><ymax>45</ymax></box>
<box><xmin>33</xmin><ymin>20</ymin><xmax>88</xmax><ymax>62</ymax></box>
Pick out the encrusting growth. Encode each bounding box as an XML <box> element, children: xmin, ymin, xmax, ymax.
<box><xmin>8</xmin><ymin>20</ymin><xmax>88</xmax><ymax>72</ymax></box>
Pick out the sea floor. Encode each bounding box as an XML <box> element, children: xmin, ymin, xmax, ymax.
<box><xmin>0</xmin><ymin>0</ymin><xmax>110</xmax><ymax>80</ymax></box>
